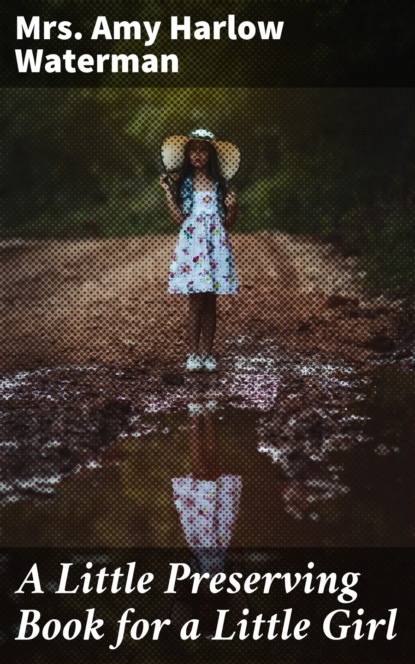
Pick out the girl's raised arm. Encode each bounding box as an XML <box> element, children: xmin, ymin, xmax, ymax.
<box><xmin>224</xmin><ymin>187</ymin><xmax>238</xmax><ymax>229</ymax></box>
<box><xmin>160</xmin><ymin>174</ymin><xmax>183</xmax><ymax>226</ymax></box>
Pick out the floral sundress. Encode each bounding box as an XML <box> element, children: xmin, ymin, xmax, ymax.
<box><xmin>172</xmin><ymin>474</ymin><xmax>242</xmax><ymax>574</ymax></box>
<box><xmin>168</xmin><ymin>190</ymin><xmax>239</xmax><ymax>294</ymax></box>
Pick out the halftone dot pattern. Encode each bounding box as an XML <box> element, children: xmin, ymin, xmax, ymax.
<box><xmin>0</xmin><ymin>86</ymin><xmax>414</xmax><ymax>661</ymax></box>
<box><xmin>1</xmin><ymin>87</ymin><xmax>414</xmax><ymax>543</ymax></box>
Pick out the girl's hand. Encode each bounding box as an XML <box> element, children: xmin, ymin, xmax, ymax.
<box><xmin>224</xmin><ymin>189</ymin><xmax>237</xmax><ymax>209</ymax></box>
<box><xmin>160</xmin><ymin>174</ymin><xmax>172</xmax><ymax>193</ymax></box>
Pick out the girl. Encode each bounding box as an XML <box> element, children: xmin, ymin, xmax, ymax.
<box><xmin>160</xmin><ymin>128</ymin><xmax>240</xmax><ymax>372</ymax></box>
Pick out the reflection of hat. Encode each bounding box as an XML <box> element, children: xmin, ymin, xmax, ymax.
<box><xmin>161</xmin><ymin>128</ymin><xmax>241</xmax><ymax>180</ymax></box>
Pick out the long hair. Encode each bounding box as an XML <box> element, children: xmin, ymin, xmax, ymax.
<box><xmin>175</xmin><ymin>139</ymin><xmax>228</xmax><ymax>207</ymax></box>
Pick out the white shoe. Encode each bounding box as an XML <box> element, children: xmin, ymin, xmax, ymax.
<box><xmin>203</xmin><ymin>355</ymin><xmax>217</xmax><ymax>372</ymax></box>
<box><xmin>186</xmin><ymin>354</ymin><xmax>204</xmax><ymax>372</ymax></box>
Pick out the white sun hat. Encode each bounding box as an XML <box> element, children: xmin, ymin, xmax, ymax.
<box><xmin>161</xmin><ymin>128</ymin><xmax>241</xmax><ymax>181</ymax></box>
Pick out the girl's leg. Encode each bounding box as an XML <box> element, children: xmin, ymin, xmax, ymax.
<box><xmin>188</xmin><ymin>294</ymin><xmax>204</xmax><ymax>355</ymax></box>
<box><xmin>189</xmin><ymin>411</ymin><xmax>219</xmax><ymax>481</ymax></box>
<box><xmin>202</xmin><ymin>293</ymin><xmax>217</xmax><ymax>356</ymax></box>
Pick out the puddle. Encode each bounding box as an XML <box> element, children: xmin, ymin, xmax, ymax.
<box><xmin>0</xmin><ymin>357</ymin><xmax>413</xmax><ymax>547</ymax></box>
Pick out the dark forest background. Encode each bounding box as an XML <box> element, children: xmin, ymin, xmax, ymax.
<box><xmin>1</xmin><ymin>87</ymin><xmax>414</xmax><ymax>299</ymax></box>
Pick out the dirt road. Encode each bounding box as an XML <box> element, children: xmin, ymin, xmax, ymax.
<box><xmin>1</xmin><ymin>232</ymin><xmax>412</xmax><ymax>546</ymax></box>
<box><xmin>1</xmin><ymin>232</ymin><xmax>400</xmax><ymax>373</ymax></box>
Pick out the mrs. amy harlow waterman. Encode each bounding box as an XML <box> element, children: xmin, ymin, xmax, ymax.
<box><xmin>15</xmin><ymin>15</ymin><xmax>283</xmax><ymax>73</ymax></box>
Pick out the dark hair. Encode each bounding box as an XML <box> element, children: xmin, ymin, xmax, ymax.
<box><xmin>175</xmin><ymin>139</ymin><xmax>228</xmax><ymax>207</ymax></box>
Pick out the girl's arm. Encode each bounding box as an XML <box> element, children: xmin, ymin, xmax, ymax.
<box><xmin>224</xmin><ymin>188</ymin><xmax>238</xmax><ymax>229</ymax></box>
<box><xmin>159</xmin><ymin>175</ymin><xmax>183</xmax><ymax>226</ymax></box>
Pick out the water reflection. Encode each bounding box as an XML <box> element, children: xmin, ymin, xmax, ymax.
<box><xmin>0</xmin><ymin>363</ymin><xmax>413</xmax><ymax>547</ymax></box>
<box><xmin>170</xmin><ymin>400</ymin><xmax>246</xmax><ymax>636</ymax></box>
<box><xmin>172</xmin><ymin>401</ymin><xmax>242</xmax><ymax>573</ymax></box>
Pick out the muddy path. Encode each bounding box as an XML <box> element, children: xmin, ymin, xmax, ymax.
<box><xmin>1</xmin><ymin>233</ymin><xmax>414</xmax><ymax>546</ymax></box>
<box><xmin>1</xmin><ymin>232</ymin><xmax>403</xmax><ymax>373</ymax></box>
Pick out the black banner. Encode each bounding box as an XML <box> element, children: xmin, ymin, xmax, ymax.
<box><xmin>2</xmin><ymin>548</ymin><xmax>414</xmax><ymax>663</ymax></box>
<box><xmin>1</xmin><ymin>0</ymin><xmax>415</xmax><ymax>87</ymax></box>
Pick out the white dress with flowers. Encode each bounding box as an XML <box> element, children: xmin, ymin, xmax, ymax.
<box><xmin>168</xmin><ymin>190</ymin><xmax>239</xmax><ymax>294</ymax></box>
<box><xmin>172</xmin><ymin>474</ymin><xmax>242</xmax><ymax>574</ymax></box>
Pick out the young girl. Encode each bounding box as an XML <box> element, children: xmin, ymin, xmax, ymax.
<box><xmin>160</xmin><ymin>128</ymin><xmax>240</xmax><ymax>372</ymax></box>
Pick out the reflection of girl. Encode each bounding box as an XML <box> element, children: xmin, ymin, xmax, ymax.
<box><xmin>172</xmin><ymin>402</ymin><xmax>242</xmax><ymax>575</ymax></box>
<box><xmin>170</xmin><ymin>402</ymin><xmax>245</xmax><ymax>636</ymax></box>
<box><xmin>160</xmin><ymin>128</ymin><xmax>241</xmax><ymax>372</ymax></box>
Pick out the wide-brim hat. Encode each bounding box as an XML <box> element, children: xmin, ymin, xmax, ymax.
<box><xmin>161</xmin><ymin>128</ymin><xmax>241</xmax><ymax>181</ymax></box>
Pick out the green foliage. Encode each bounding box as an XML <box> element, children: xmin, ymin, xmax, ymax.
<box><xmin>344</xmin><ymin>203</ymin><xmax>415</xmax><ymax>293</ymax></box>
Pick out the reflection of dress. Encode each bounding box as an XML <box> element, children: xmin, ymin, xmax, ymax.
<box><xmin>168</xmin><ymin>191</ymin><xmax>239</xmax><ymax>294</ymax></box>
<box><xmin>172</xmin><ymin>474</ymin><xmax>242</xmax><ymax>574</ymax></box>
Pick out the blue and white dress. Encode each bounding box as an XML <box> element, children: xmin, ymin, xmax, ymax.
<box><xmin>168</xmin><ymin>190</ymin><xmax>239</xmax><ymax>295</ymax></box>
